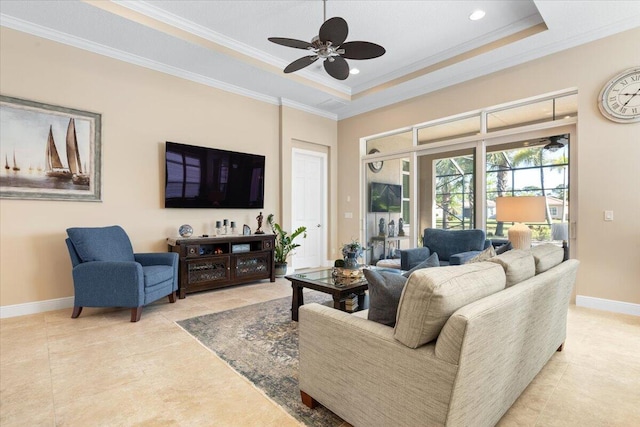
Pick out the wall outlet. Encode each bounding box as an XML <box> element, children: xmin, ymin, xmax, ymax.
<box><xmin>344</xmin><ymin>212</ymin><xmax>353</xmax><ymax>219</ymax></box>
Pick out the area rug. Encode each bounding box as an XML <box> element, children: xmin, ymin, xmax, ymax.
<box><xmin>177</xmin><ymin>292</ymin><xmax>345</xmax><ymax>427</ymax></box>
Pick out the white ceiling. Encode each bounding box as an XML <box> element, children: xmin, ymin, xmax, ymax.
<box><xmin>1</xmin><ymin>1</ymin><xmax>640</xmax><ymax>120</ymax></box>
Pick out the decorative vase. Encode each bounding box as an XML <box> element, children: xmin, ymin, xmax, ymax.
<box><xmin>344</xmin><ymin>252</ymin><xmax>359</xmax><ymax>269</ymax></box>
<box><xmin>274</xmin><ymin>262</ymin><xmax>288</xmax><ymax>278</ymax></box>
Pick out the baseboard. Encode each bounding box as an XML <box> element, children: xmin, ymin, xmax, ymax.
<box><xmin>576</xmin><ymin>295</ymin><xmax>640</xmax><ymax>316</ymax></box>
<box><xmin>0</xmin><ymin>296</ymin><xmax>74</xmax><ymax>319</ymax></box>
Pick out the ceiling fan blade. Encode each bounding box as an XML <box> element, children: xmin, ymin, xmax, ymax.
<box><xmin>319</xmin><ymin>17</ymin><xmax>348</xmax><ymax>45</ymax></box>
<box><xmin>268</xmin><ymin>37</ymin><xmax>313</xmax><ymax>50</ymax></box>
<box><xmin>284</xmin><ymin>56</ymin><xmax>318</xmax><ymax>73</ymax></box>
<box><xmin>340</xmin><ymin>41</ymin><xmax>386</xmax><ymax>60</ymax></box>
<box><xmin>323</xmin><ymin>56</ymin><xmax>349</xmax><ymax>80</ymax></box>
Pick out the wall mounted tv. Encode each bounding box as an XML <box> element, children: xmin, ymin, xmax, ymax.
<box><xmin>165</xmin><ymin>141</ymin><xmax>265</xmax><ymax>209</ymax></box>
<box><xmin>369</xmin><ymin>182</ymin><xmax>402</xmax><ymax>213</ymax></box>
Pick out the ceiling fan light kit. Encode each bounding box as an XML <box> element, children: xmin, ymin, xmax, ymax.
<box><xmin>268</xmin><ymin>2</ymin><xmax>385</xmax><ymax>80</ymax></box>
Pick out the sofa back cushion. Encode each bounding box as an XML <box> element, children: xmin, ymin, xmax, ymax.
<box><xmin>487</xmin><ymin>249</ymin><xmax>535</xmax><ymax>287</ymax></box>
<box><xmin>393</xmin><ymin>262</ymin><xmax>506</xmax><ymax>348</ymax></box>
<box><xmin>423</xmin><ymin>228</ymin><xmax>487</xmax><ymax>261</ymax></box>
<box><xmin>66</xmin><ymin>225</ymin><xmax>135</xmax><ymax>263</ymax></box>
<box><xmin>530</xmin><ymin>244</ymin><xmax>564</xmax><ymax>274</ymax></box>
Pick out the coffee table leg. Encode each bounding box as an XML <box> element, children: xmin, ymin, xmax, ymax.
<box><xmin>291</xmin><ymin>283</ymin><xmax>304</xmax><ymax>321</ymax></box>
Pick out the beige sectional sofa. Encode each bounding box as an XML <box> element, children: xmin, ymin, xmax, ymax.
<box><xmin>298</xmin><ymin>244</ymin><xmax>579</xmax><ymax>427</ymax></box>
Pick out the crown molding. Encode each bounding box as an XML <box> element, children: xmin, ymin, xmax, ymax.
<box><xmin>280</xmin><ymin>98</ymin><xmax>337</xmax><ymax>121</ymax></box>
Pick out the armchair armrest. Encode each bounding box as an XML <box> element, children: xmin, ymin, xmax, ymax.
<box><xmin>449</xmin><ymin>250</ymin><xmax>482</xmax><ymax>265</ymax></box>
<box><xmin>72</xmin><ymin>261</ymin><xmax>144</xmax><ymax>307</ymax></box>
<box><xmin>135</xmin><ymin>252</ymin><xmax>178</xmax><ymax>267</ymax></box>
<box><xmin>399</xmin><ymin>247</ymin><xmax>431</xmax><ymax>270</ymax></box>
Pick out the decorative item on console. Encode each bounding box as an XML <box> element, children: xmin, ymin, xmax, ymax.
<box><xmin>179</xmin><ymin>224</ymin><xmax>193</xmax><ymax>238</ymax></box>
<box><xmin>378</xmin><ymin>218</ymin><xmax>386</xmax><ymax>236</ymax></box>
<box><xmin>398</xmin><ymin>218</ymin><xmax>405</xmax><ymax>236</ymax></box>
<box><xmin>388</xmin><ymin>220</ymin><xmax>396</xmax><ymax>238</ymax></box>
<box><xmin>255</xmin><ymin>212</ymin><xmax>265</xmax><ymax>234</ymax></box>
<box><xmin>243</xmin><ymin>224</ymin><xmax>252</xmax><ymax>235</ymax></box>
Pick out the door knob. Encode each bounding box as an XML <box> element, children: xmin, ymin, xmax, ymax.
<box><xmin>317</xmin><ymin>224</ymin><xmax>321</xmax><ymax>228</ymax></box>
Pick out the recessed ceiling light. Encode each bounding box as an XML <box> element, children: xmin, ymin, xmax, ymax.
<box><xmin>469</xmin><ymin>10</ymin><xmax>486</xmax><ymax>21</ymax></box>
<box><xmin>350</xmin><ymin>68</ymin><xmax>360</xmax><ymax>75</ymax></box>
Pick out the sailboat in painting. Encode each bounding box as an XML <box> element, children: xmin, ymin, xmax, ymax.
<box><xmin>4</xmin><ymin>155</ymin><xmax>9</xmax><ymax>171</ymax></box>
<box><xmin>45</xmin><ymin>125</ymin><xmax>72</xmax><ymax>179</ymax></box>
<box><xmin>12</xmin><ymin>151</ymin><xmax>20</xmax><ymax>171</ymax></box>
<box><xmin>66</xmin><ymin>118</ymin><xmax>89</xmax><ymax>185</ymax></box>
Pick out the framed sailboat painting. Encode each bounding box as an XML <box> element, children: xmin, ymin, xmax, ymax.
<box><xmin>0</xmin><ymin>95</ymin><xmax>101</xmax><ymax>201</ymax></box>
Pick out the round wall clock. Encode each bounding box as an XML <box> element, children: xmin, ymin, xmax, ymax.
<box><xmin>597</xmin><ymin>67</ymin><xmax>640</xmax><ymax>123</ymax></box>
<box><xmin>368</xmin><ymin>148</ymin><xmax>383</xmax><ymax>173</ymax></box>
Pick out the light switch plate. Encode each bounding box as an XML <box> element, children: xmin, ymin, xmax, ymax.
<box><xmin>604</xmin><ymin>210</ymin><xmax>614</xmax><ymax>221</ymax></box>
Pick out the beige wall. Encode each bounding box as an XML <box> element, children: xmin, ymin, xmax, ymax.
<box><xmin>0</xmin><ymin>28</ymin><xmax>337</xmax><ymax>308</ymax></box>
<box><xmin>338</xmin><ymin>28</ymin><xmax>640</xmax><ymax>305</ymax></box>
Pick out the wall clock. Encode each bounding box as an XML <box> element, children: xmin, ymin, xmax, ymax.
<box><xmin>368</xmin><ymin>148</ymin><xmax>383</xmax><ymax>173</ymax></box>
<box><xmin>597</xmin><ymin>67</ymin><xmax>640</xmax><ymax>123</ymax></box>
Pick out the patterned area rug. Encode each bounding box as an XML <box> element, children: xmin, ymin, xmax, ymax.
<box><xmin>177</xmin><ymin>292</ymin><xmax>345</xmax><ymax>427</ymax></box>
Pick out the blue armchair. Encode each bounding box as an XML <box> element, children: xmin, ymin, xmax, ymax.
<box><xmin>65</xmin><ymin>225</ymin><xmax>178</xmax><ymax>322</ymax></box>
<box><xmin>400</xmin><ymin>228</ymin><xmax>491</xmax><ymax>269</ymax></box>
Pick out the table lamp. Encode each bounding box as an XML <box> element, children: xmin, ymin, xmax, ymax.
<box><xmin>496</xmin><ymin>196</ymin><xmax>546</xmax><ymax>250</ymax></box>
<box><xmin>552</xmin><ymin>222</ymin><xmax>569</xmax><ymax>260</ymax></box>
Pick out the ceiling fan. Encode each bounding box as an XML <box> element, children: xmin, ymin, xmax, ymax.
<box><xmin>268</xmin><ymin>0</ymin><xmax>386</xmax><ymax>80</ymax></box>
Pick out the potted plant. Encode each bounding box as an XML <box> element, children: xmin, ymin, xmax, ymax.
<box><xmin>267</xmin><ymin>214</ymin><xmax>307</xmax><ymax>277</ymax></box>
<box><xmin>341</xmin><ymin>239</ymin><xmax>365</xmax><ymax>269</ymax></box>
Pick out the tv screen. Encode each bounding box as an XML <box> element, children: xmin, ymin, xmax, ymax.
<box><xmin>165</xmin><ymin>141</ymin><xmax>265</xmax><ymax>209</ymax></box>
<box><xmin>369</xmin><ymin>182</ymin><xmax>402</xmax><ymax>213</ymax></box>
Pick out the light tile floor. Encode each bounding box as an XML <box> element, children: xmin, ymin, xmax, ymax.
<box><xmin>1</xmin><ymin>278</ymin><xmax>639</xmax><ymax>426</ymax></box>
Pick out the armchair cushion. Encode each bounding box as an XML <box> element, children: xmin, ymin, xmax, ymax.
<box><xmin>67</xmin><ymin>226</ymin><xmax>135</xmax><ymax>263</ymax></box>
<box><xmin>142</xmin><ymin>265</ymin><xmax>175</xmax><ymax>285</ymax></box>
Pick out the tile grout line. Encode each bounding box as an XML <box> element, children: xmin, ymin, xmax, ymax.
<box><xmin>532</xmin><ymin>358</ymin><xmax>570</xmax><ymax>426</ymax></box>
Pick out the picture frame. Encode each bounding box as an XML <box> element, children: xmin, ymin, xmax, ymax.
<box><xmin>0</xmin><ymin>95</ymin><xmax>102</xmax><ymax>201</ymax></box>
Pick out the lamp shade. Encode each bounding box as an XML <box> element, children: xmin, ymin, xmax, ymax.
<box><xmin>495</xmin><ymin>196</ymin><xmax>546</xmax><ymax>223</ymax></box>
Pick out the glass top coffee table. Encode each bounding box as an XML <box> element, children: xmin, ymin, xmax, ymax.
<box><xmin>285</xmin><ymin>268</ymin><xmax>368</xmax><ymax>321</ymax></box>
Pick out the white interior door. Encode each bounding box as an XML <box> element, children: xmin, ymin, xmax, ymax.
<box><xmin>292</xmin><ymin>148</ymin><xmax>327</xmax><ymax>269</ymax></box>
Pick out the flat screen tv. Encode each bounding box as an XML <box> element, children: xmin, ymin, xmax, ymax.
<box><xmin>369</xmin><ymin>182</ymin><xmax>402</xmax><ymax>213</ymax></box>
<box><xmin>165</xmin><ymin>141</ymin><xmax>265</xmax><ymax>209</ymax></box>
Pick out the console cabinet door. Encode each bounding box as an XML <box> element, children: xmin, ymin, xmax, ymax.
<box><xmin>233</xmin><ymin>251</ymin><xmax>271</xmax><ymax>281</ymax></box>
<box><xmin>186</xmin><ymin>255</ymin><xmax>231</xmax><ymax>288</ymax></box>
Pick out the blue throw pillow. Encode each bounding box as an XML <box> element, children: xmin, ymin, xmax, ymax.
<box><xmin>402</xmin><ymin>252</ymin><xmax>439</xmax><ymax>277</ymax></box>
<box><xmin>363</xmin><ymin>269</ymin><xmax>407</xmax><ymax>326</ymax></box>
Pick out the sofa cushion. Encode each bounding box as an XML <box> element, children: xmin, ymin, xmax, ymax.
<box><xmin>530</xmin><ymin>244</ymin><xmax>565</xmax><ymax>274</ymax></box>
<box><xmin>363</xmin><ymin>269</ymin><xmax>407</xmax><ymax>326</ymax></box>
<box><xmin>393</xmin><ymin>262</ymin><xmax>506</xmax><ymax>348</ymax></box>
<box><xmin>466</xmin><ymin>246</ymin><xmax>496</xmax><ymax>263</ymax></box>
<box><xmin>402</xmin><ymin>252</ymin><xmax>439</xmax><ymax>277</ymax></box>
<box><xmin>487</xmin><ymin>249</ymin><xmax>535</xmax><ymax>287</ymax></box>
<box><xmin>66</xmin><ymin>226</ymin><xmax>135</xmax><ymax>263</ymax></box>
